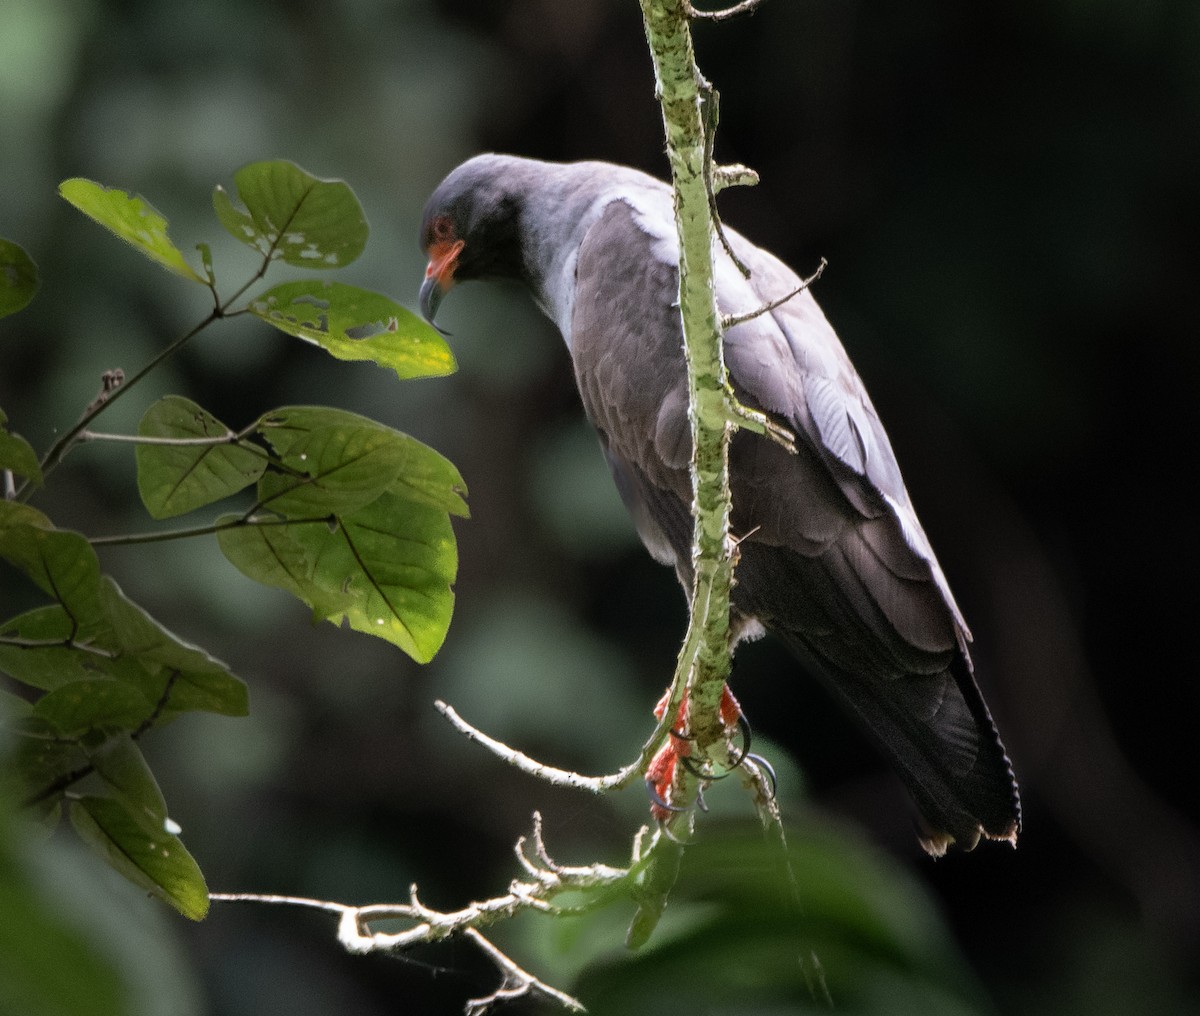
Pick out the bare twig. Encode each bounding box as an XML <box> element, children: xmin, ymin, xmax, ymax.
<box><xmin>78</xmin><ymin>428</ymin><xmax>251</xmax><ymax>447</ymax></box>
<box><xmin>685</xmin><ymin>0</ymin><xmax>765</xmax><ymax>21</ymax></box>
<box><xmin>86</xmin><ymin>512</ymin><xmax>333</xmax><ymax>547</ymax></box>
<box><xmin>699</xmin><ymin>83</ymin><xmax>753</xmax><ymax>279</ymax></box>
<box><xmin>212</xmin><ymin>814</ymin><xmax>630</xmax><ymax>1014</ymax></box>
<box><xmin>435</xmin><ymin>699</ymin><xmax>678</xmax><ymax>793</ymax></box>
<box><xmin>722</xmin><ymin>257</ymin><xmax>827</xmax><ymax>330</ymax></box>
<box><xmin>464</xmin><ymin>929</ymin><xmax>586</xmax><ymax>1015</ymax></box>
<box><xmin>711</xmin><ymin>163</ymin><xmax>759</xmax><ymax>192</ymax></box>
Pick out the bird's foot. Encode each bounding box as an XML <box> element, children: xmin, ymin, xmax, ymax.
<box><xmin>644</xmin><ymin>685</ymin><xmax>745</xmax><ymax>821</ymax></box>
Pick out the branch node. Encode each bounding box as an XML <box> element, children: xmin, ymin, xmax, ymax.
<box><xmin>712</xmin><ymin>163</ymin><xmax>760</xmax><ymax>192</ymax></box>
<box><xmin>85</xmin><ymin>369</ymin><xmax>125</xmax><ymax>414</ymax></box>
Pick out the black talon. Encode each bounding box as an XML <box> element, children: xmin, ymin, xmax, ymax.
<box><xmin>645</xmin><ymin>775</ymin><xmax>688</xmax><ymax>813</ymax></box>
<box><xmin>731</xmin><ymin>713</ymin><xmax>753</xmax><ymax>768</ymax></box>
<box><xmin>743</xmin><ymin>752</ymin><xmax>778</xmax><ymax>799</ymax></box>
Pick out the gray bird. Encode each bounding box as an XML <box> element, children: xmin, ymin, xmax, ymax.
<box><xmin>418</xmin><ymin>154</ymin><xmax>1020</xmax><ymax>855</ymax></box>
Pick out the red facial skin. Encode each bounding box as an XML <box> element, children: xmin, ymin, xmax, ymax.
<box><xmin>424</xmin><ymin>215</ymin><xmax>464</xmax><ymax>293</ymax></box>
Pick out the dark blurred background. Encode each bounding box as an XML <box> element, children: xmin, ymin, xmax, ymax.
<box><xmin>2</xmin><ymin>0</ymin><xmax>1199</xmax><ymax>1013</ymax></box>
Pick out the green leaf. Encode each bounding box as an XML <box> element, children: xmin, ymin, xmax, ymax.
<box><xmin>0</xmin><ymin>238</ymin><xmax>39</xmax><ymax>319</ymax></box>
<box><xmin>249</xmin><ymin>280</ymin><xmax>455</xmax><ymax>379</ymax></box>
<box><xmin>136</xmin><ymin>395</ymin><xmax>265</xmax><ymax>519</ymax></box>
<box><xmin>0</xmin><ymin>587</ymin><xmax>248</xmax><ymax>721</ymax></box>
<box><xmin>0</xmin><ymin>606</ymin><xmax>109</xmax><ymax>692</ymax></box>
<box><xmin>257</xmin><ymin>406</ymin><xmax>468</xmax><ymax>517</ymax></box>
<box><xmin>196</xmin><ymin>241</ymin><xmax>215</xmax><ymax>283</ymax></box>
<box><xmin>69</xmin><ymin>796</ymin><xmax>209</xmax><ymax>920</ymax></box>
<box><xmin>0</xmin><ymin>521</ymin><xmax>103</xmax><ymax>634</ymax></box>
<box><xmin>0</xmin><ymin>810</ymin><xmax>127</xmax><ymax>1016</ymax></box>
<box><xmin>219</xmin><ymin>491</ymin><xmax>457</xmax><ymax>663</ymax></box>
<box><xmin>256</xmin><ymin>425</ymin><xmax>416</xmax><ymax>519</ymax></box>
<box><xmin>89</xmin><ymin>735</ymin><xmax>169</xmax><ymax>833</ymax></box>
<box><xmin>4</xmin><ymin>712</ymin><xmax>87</xmax><ymax>812</ymax></box>
<box><xmin>213</xmin><ymin>159</ymin><xmax>367</xmax><ymax>268</ymax></box>
<box><xmin>32</xmin><ymin>679</ymin><xmax>151</xmax><ymax>736</ymax></box>
<box><xmin>574</xmin><ymin>825</ymin><xmax>991</xmax><ymax>1015</ymax></box>
<box><xmin>98</xmin><ymin>577</ymin><xmax>248</xmax><ymax>718</ymax></box>
<box><xmin>0</xmin><ymin>409</ymin><xmax>43</xmax><ymax>487</ymax></box>
<box><xmin>626</xmin><ymin>837</ymin><xmax>683</xmax><ymax>949</ymax></box>
<box><xmin>211</xmin><ymin>182</ymin><xmax>259</xmax><ymax>250</ymax></box>
<box><xmin>313</xmin><ymin>491</ymin><xmax>458</xmax><ymax>662</ymax></box>
<box><xmin>58</xmin><ymin>178</ymin><xmax>206</xmax><ymax>283</ymax></box>
<box><xmin>0</xmin><ymin>499</ymin><xmax>53</xmax><ymax>532</ymax></box>
<box><xmin>215</xmin><ymin>512</ymin><xmax>355</xmax><ymax>621</ymax></box>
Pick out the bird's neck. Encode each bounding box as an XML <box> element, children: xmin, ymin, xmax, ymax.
<box><xmin>514</xmin><ymin>188</ymin><xmax>606</xmax><ymax>345</ymax></box>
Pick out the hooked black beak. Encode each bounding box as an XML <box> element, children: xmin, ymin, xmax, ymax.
<box><xmin>419</xmin><ymin>273</ymin><xmax>444</xmax><ymax>325</ymax></box>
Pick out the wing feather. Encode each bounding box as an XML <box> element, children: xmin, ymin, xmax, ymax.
<box><xmin>568</xmin><ymin>193</ymin><xmax>1017</xmax><ymax>848</ymax></box>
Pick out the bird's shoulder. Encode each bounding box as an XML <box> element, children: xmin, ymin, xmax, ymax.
<box><xmin>569</xmin><ymin>197</ymin><xmax>694</xmax><ymax>493</ymax></box>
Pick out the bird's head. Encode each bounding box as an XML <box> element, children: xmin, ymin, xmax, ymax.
<box><xmin>418</xmin><ymin>155</ymin><xmax>528</xmax><ymax>326</ymax></box>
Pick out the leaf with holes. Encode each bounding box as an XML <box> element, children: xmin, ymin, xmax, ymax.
<box><xmin>136</xmin><ymin>396</ymin><xmax>265</xmax><ymax>519</ymax></box>
<box><xmin>213</xmin><ymin>160</ymin><xmax>367</xmax><ymax>268</ymax></box>
<box><xmin>249</xmin><ymin>281</ymin><xmax>454</xmax><ymax>379</ymax></box>
<box><xmin>58</xmin><ymin>179</ymin><xmax>206</xmax><ymax>283</ymax></box>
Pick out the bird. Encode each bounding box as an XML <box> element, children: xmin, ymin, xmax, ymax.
<box><xmin>417</xmin><ymin>154</ymin><xmax>1020</xmax><ymax>855</ymax></box>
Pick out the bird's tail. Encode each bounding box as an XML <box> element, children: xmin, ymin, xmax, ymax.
<box><xmin>777</xmin><ymin>631</ymin><xmax>1021</xmax><ymax>855</ymax></box>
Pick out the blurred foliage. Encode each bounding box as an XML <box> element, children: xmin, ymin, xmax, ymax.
<box><xmin>2</xmin><ymin>150</ymin><xmax>465</xmax><ymax>1009</ymax></box>
<box><xmin>2</xmin><ymin>0</ymin><xmax>1199</xmax><ymax>1014</ymax></box>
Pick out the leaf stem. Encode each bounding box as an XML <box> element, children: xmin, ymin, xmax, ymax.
<box><xmin>87</xmin><ymin>512</ymin><xmax>332</xmax><ymax>548</ymax></box>
<box><xmin>18</xmin><ymin>309</ymin><xmax>220</xmax><ymax>498</ymax></box>
<box><xmin>17</xmin><ymin>235</ymin><xmax>278</xmax><ymax>501</ymax></box>
<box><xmin>79</xmin><ymin>429</ymin><xmax>239</xmax><ymax>447</ymax></box>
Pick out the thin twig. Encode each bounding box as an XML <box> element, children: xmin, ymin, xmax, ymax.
<box><xmin>78</xmin><ymin>428</ymin><xmax>256</xmax><ymax>448</ymax></box>
<box><xmin>722</xmin><ymin>257</ymin><xmax>827</xmax><ymax>330</ymax></box>
<box><xmin>685</xmin><ymin>0</ymin><xmax>765</xmax><ymax>21</ymax></box>
<box><xmin>17</xmin><ymin>310</ymin><xmax>219</xmax><ymax>498</ymax></box>
<box><xmin>15</xmin><ymin>229</ymin><xmax>282</xmax><ymax>502</ymax></box>
<box><xmin>434</xmin><ymin>701</ymin><xmax>639</xmax><ymax>792</ymax></box>
<box><xmin>87</xmin><ymin>512</ymin><xmax>332</xmax><ymax>547</ymax></box>
<box><xmin>212</xmin><ymin>815</ymin><xmax>621</xmax><ymax>1015</ymax></box>
<box><xmin>464</xmin><ymin>928</ymin><xmax>586</xmax><ymax>1015</ymax></box>
<box><xmin>699</xmin><ymin>83</ymin><xmax>753</xmax><ymax>280</ymax></box>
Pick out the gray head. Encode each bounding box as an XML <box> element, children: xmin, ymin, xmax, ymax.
<box><xmin>417</xmin><ymin>154</ymin><xmax>544</xmax><ymax>322</ymax></box>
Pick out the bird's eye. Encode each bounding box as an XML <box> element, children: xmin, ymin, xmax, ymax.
<box><xmin>431</xmin><ymin>215</ymin><xmax>455</xmax><ymax>243</ymax></box>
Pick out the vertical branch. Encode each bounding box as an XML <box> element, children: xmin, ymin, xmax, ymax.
<box><xmin>638</xmin><ymin>0</ymin><xmax>736</xmax><ymax>777</ymax></box>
